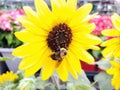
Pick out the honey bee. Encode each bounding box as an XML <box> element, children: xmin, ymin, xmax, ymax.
<box><xmin>51</xmin><ymin>48</ymin><xmax>67</xmax><ymax>61</ymax></box>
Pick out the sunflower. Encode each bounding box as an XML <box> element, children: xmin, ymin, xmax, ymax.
<box><xmin>12</xmin><ymin>0</ymin><xmax>101</xmax><ymax>81</ymax></box>
<box><xmin>0</xmin><ymin>71</ymin><xmax>18</xmax><ymax>84</ymax></box>
<box><xmin>101</xmin><ymin>13</ymin><xmax>120</xmax><ymax>58</ymax></box>
<box><xmin>107</xmin><ymin>60</ymin><xmax>120</xmax><ymax>90</ymax></box>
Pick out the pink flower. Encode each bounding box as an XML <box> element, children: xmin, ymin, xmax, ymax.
<box><xmin>0</xmin><ymin>13</ymin><xmax>12</xmax><ymax>31</ymax></box>
<box><xmin>0</xmin><ymin>9</ymin><xmax>25</xmax><ymax>31</ymax></box>
<box><xmin>7</xmin><ymin>9</ymin><xmax>24</xmax><ymax>20</ymax></box>
<box><xmin>0</xmin><ymin>19</ymin><xmax>12</xmax><ymax>31</ymax></box>
<box><xmin>90</xmin><ymin>15</ymin><xmax>113</xmax><ymax>35</ymax></box>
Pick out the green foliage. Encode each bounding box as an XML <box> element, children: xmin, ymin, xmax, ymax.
<box><xmin>95</xmin><ymin>58</ymin><xmax>112</xmax><ymax>70</ymax></box>
<box><xmin>0</xmin><ymin>3</ymin><xmax>24</xmax><ymax>48</ymax></box>
<box><xmin>0</xmin><ymin>70</ymin><xmax>97</xmax><ymax>90</ymax></box>
<box><xmin>17</xmin><ymin>76</ymin><xmax>59</xmax><ymax>90</ymax></box>
<box><xmin>94</xmin><ymin>71</ymin><xmax>113</xmax><ymax>90</ymax></box>
<box><xmin>92</xmin><ymin>50</ymin><xmax>101</xmax><ymax>59</ymax></box>
<box><xmin>67</xmin><ymin>83</ymin><xmax>91</xmax><ymax>90</ymax></box>
<box><xmin>67</xmin><ymin>71</ymin><xmax>96</xmax><ymax>90</ymax></box>
<box><xmin>0</xmin><ymin>28</ymin><xmax>22</xmax><ymax>48</ymax></box>
<box><xmin>0</xmin><ymin>81</ymin><xmax>17</xmax><ymax>90</ymax></box>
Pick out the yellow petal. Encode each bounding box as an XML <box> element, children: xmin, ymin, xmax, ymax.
<box><xmin>17</xmin><ymin>17</ymin><xmax>33</xmax><ymax>28</ymax></box>
<box><xmin>33</xmin><ymin>0</ymin><xmax>53</xmax><ymax>31</ymax></box>
<box><xmin>35</xmin><ymin>0</ymin><xmax>51</xmax><ymax>16</ymax></box>
<box><xmin>56</xmin><ymin>60</ymin><xmax>68</xmax><ymax>82</ymax></box>
<box><xmin>23</xmin><ymin>6</ymin><xmax>38</xmax><ymax>19</ymax></box>
<box><xmin>73</xmin><ymin>33</ymin><xmax>101</xmax><ymax>45</ymax></box>
<box><xmin>50</xmin><ymin>0</ymin><xmax>71</xmax><ymax>23</ymax></box>
<box><xmin>24</xmin><ymin>47</ymin><xmax>51</xmax><ymax>76</ymax></box>
<box><xmin>15</xmin><ymin>30</ymin><xmax>46</xmax><ymax>42</ymax></box>
<box><xmin>102</xmin><ymin>30</ymin><xmax>120</xmax><ymax>36</ymax></box>
<box><xmin>66</xmin><ymin>0</ymin><xmax>77</xmax><ymax>10</ymax></box>
<box><xmin>67</xmin><ymin>50</ymin><xmax>82</xmax><ymax>74</ymax></box>
<box><xmin>50</xmin><ymin>0</ymin><xmax>59</xmax><ymax>12</ymax></box>
<box><xmin>72</xmin><ymin>36</ymin><xmax>100</xmax><ymax>50</ymax></box>
<box><xmin>69</xmin><ymin>3</ymin><xmax>92</xmax><ymax>26</ymax></box>
<box><xmin>76</xmin><ymin>3</ymin><xmax>92</xmax><ymax>20</ymax></box>
<box><xmin>17</xmin><ymin>17</ymin><xmax>38</xmax><ymax>30</ymax></box>
<box><xmin>65</xmin><ymin>56</ymin><xmax>78</xmax><ymax>79</ymax></box>
<box><xmin>84</xmin><ymin>45</ymin><xmax>100</xmax><ymax>50</ymax></box>
<box><xmin>18</xmin><ymin>45</ymin><xmax>49</xmax><ymax>70</ymax></box>
<box><xmin>111</xmin><ymin>13</ymin><xmax>120</xmax><ymax>30</ymax></box>
<box><xmin>12</xmin><ymin>42</ymin><xmax>46</xmax><ymax>56</ymax></box>
<box><xmin>18</xmin><ymin>16</ymin><xmax>51</xmax><ymax>33</ymax></box>
<box><xmin>19</xmin><ymin>53</ymin><xmax>41</xmax><ymax>70</ymax></box>
<box><xmin>101</xmin><ymin>38</ymin><xmax>119</xmax><ymax>47</ymax></box>
<box><xmin>19</xmin><ymin>6</ymin><xmax>40</xmax><ymax>29</ymax></box>
<box><xmin>110</xmin><ymin>61</ymin><xmax>120</xmax><ymax>67</ymax></box>
<box><xmin>79</xmin><ymin>48</ymin><xmax>94</xmax><ymax>64</ymax></box>
<box><xmin>83</xmin><ymin>12</ymin><xmax>98</xmax><ymax>23</ymax></box>
<box><xmin>41</xmin><ymin>58</ymin><xmax>57</xmax><ymax>80</ymax></box>
<box><xmin>113</xmin><ymin>47</ymin><xmax>120</xmax><ymax>58</ymax></box>
<box><xmin>18</xmin><ymin>16</ymin><xmax>52</xmax><ymax>32</ymax></box>
<box><xmin>58</xmin><ymin>0</ymin><xmax>66</xmax><ymax>7</ymax></box>
<box><xmin>106</xmin><ymin>68</ymin><xmax>115</xmax><ymax>74</ymax></box>
<box><xmin>69</xmin><ymin>44</ymin><xmax>94</xmax><ymax>64</ymax></box>
<box><xmin>72</xmin><ymin>23</ymin><xmax>95</xmax><ymax>33</ymax></box>
<box><xmin>50</xmin><ymin>0</ymin><xmax>66</xmax><ymax>12</ymax></box>
<box><xmin>113</xmin><ymin>13</ymin><xmax>120</xmax><ymax>19</ymax></box>
<box><xmin>101</xmin><ymin>44</ymin><xmax>118</xmax><ymax>57</ymax></box>
<box><xmin>112</xmin><ymin>78</ymin><xmax>120</xmax><ymax>90</ymax></box>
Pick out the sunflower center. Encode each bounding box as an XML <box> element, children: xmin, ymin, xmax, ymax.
<box><xmin>47</xmin><ymin>23</ymin><xmax>72</xmax><ymax>60</ymax></box>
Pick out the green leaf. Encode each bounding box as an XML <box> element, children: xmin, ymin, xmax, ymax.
<box><xmin>18</xmin><ymin>77</ymin><xmax>36</xmax><ymax>90</ymax></box>
<box><xmin>95</xmin><ymin>58</ymin><xmax>111</xmax><ymax>70</ymax></box>
<box><xmin>92</xmin><ymin>50</ymin><xmax>101</xmax><ymax>59</ymax></box>
<box><xmin>100</xmin><ymin>36</ymin><xmax>107</xmax><ymax>42</ymax></box>
<box><xmin>45</xmin><ymin>84</ymin><xmax>56</xmax><ymax>90</ymax></box>
<box><xmin>75</xmin><ymin>84</ymin><xmax>90</xmax><ymax>90</ymax></box>
<box><xmin>67</xmin><ymin>83</ymin><xmax>91</xmax><ymax>90</ymax></box>
<box><xmin>5</xmin><ymin>33</ymin><xmax>13</xmax><ymax>46</ymax></box>
<box><xmin>67</xmin><ymin>70</ymin><xmax>95</xmax><ymax>90</ymax></box>
<box><xmin>12</xmin><ymin>37</ymin><xmax>22</xmax><ymax>47</ymax></box>
<box><xmin>68</xmin><ymin>70</ymin><xmax>91</xmax><ymax>85</ymax></box>
<box><xmin>67</xmin><ymin>83</ymin><xmax>76</xmax><ymax>90</ymax></box>
<box><xmin>0</xmin><ymin>28</ymin><xmax>22</xmax><ymax>48</ymax></box>
<box><xmin>35</xmin><ymin>77</ymin><xmax>49</xmax><ymax>89</ymax></box>
<box><xmin>0</xmin><ymin>40</ymin><xmax>4</xmax><ymax>47</ymax></box>
<box><xmin>0</xmin><ymin>81</ymin><xmax>17</xmax><ymax>90</ymax></box>
<box><xmin>94</xmin><ymin>71</ymin><xmax>113</xmax><ymax>90</ymax></box>
<box><xmin>0</xmin><ymin>32</ymin><xmax>5</xmax><ymax>40</ymax></box>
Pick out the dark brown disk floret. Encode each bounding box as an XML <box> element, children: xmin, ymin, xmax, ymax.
<box><xmin>47</xmin><ymin>23</ymin><xmax>72</xmax><ymax>52</ymax></box>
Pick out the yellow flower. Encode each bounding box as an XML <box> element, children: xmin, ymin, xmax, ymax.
<box><xmin>12</xmin><ymin>0</ymin><xmax>101</xmax><ymax>81</ymax></box>
<box><xmin>101</xmin><ymin>13</ymin><xmax>120</xmax><ymax>58</ymax></box>
<box><xmin>107</xmin><ymin>61</ymin><xmax>120</xmax><ymax>90</ymax></box>
<box><xmin>0</xmin><ymin>71</ymin><xmax>18</xmax><ymax>84</ymax></box>
<box><xmin>20</xmin><ymin>86</ymin><xmax>25</xmax><ymax>90</ymax></box>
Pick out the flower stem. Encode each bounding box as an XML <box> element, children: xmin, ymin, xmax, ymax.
<box><xmin>51</xmin><ymin>76</ymin><xmax>60</xmax><ymax>90</ymax></box>
<box><xmin>90</xmin><ymin>80</ymin><xmax>98</xmax><ymax>87</ymax></box>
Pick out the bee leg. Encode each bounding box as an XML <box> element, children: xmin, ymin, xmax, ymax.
<box><xmin>51</xmin><ymin>52</ymin><xmax>60</xmax><ymax>60</ymax></box>
<box><xmin>51</xmin><ymin>54</ymin><xmax>57</xmax><ymax>60</ymax></box>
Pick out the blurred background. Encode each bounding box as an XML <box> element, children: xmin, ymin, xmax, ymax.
<box><xmin>0</xmin><ymin>0</ymin><xmax>120</xmax><ymax>81</ymax></box>
<box><xmin>1</xmin><ymin>0</ymin><xmax>120</xmax><ymax>14</ymax></box>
